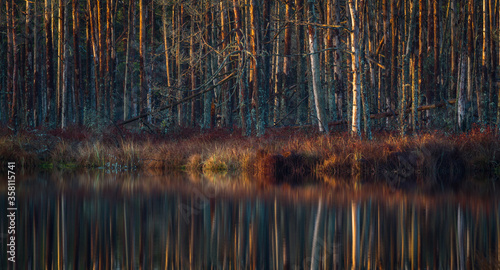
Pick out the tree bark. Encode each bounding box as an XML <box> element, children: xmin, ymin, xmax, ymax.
<box><xmin>333</xmin><ymin>0</ymin><xmax>344</xmax><ymax>122</ymax></box>
<box><xmin>349</xmin><ymin>0</ymin><xmax>361</xmax><ymax>137</ymax></box>
<box><xmin>233</xmin><ymin>0</ymin><xmax>251</xmax><ymax>136</ymax></box>
<box><xmin>139</xmin><ymin>0</ymin><xmax>147</xmax><ymax>121</ymax></box>
<box><xmin>401</xmin><ymin>0</ymin><xmax>418</xmax><ymax>136</ymax></box>
<box><xmin>73</xmin><ymin>0</ymin><xmax>82</xmax><ymax>125</ymax></box>
<box><xmin>308</xmin><ymin>0</ymin><xmax>329</xmax><ymax>134</ymax></box>
<box><xmin>45</xmin><ymin>0</ymin><xmax>55</xmax><ymax>125</ymax></box>
<box><xmin>61</xmin><ymin>0</ymin><xmax>69</xmax><ymax>128</ymax></box>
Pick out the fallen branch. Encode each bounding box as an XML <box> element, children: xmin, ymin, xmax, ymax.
<box><xmin>326</xmin><ymin>99</ymin><xmax>457</xmax><ymax>127</ymax></box>
<box><xmin>118</xmin><ymin>72</ymin><xmax>236</xmax><ymax>126</ymax></box>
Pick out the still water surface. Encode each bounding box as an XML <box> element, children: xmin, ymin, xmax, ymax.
<box><xmin>1</xmin><ymin>171</ymin><xmax>500</xmax><ymax>269</ymax></box>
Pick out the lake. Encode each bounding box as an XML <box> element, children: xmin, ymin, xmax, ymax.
<box><xmin>1</xmin><ymin>171</ymin><xmax>499</xmax><ymax>269</ymax></box>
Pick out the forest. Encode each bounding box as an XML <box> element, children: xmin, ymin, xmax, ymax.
<box><xmin>2</xmin><ymin>0</ymin><xmax>500</xmax><ymax>182</ymax></box>
<box><xmin>2</xmin><ymin>0</ymin><xmax>499</xmax><ymax>137</ymax></box>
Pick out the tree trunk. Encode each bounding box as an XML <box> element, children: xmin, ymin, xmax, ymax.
<box><xmin>282</xmin><ymin>0</ymin><xmax>293</xmax><ymax>124</ymax></box>
<box><xmin>25</xmin><ymin>0</ymin><xmax>33</xmax><ymax>126</ymax></box>
<box><xmin>6</xmin><ymin>0</ymin><xmax>13</xmax><ymax>126</ymax></box>
<box><xmin>308</xmin><ymin>0</ymin><xmax>329</xmax><ymax>134</ymax></box>
<box><xmin>401</xmin><ymin>0</ymin><xmax>418</xmax><ymax>136</ymax></box>
<box><xmin>349</xmin><ymin>0</ymin><xmax>361</xmax><ymax>137</ymax></box>
<box><xmin>88</xmin><ymin>0</ymin><xmax>100</xmax><ymax>116</ymax></box>
<box><xmin>61</xmin><ymin>0</ymin><xmax>69</xmax><ymax>128</ymax></box>
<box><xmin>467</xmin><ymin>0</ymin><xmax>474</xmax><ymax>129</ymax></box>
<box><xmin>57</xmin><ymin>0</ymin><xmax>63</xmax><ymax>125</ymax></box>
<box><xmin>72</xmin><ymin>0</ymin><xmax>82</xmax><ymax>125</ymax></box>
<box><xmin>163</xmin><ymin>4</ymin><xmax>171</xmax><ymax>89</ymax></box>
<box><xmin>296</xmin><ymin>0</ymin><xmax>308</xmax><ymax>126</ymax></box>
<box><xmin>45</xmin><ymin>0</ymin><xmax>55</xmax><ymax>125</ymax></box>
<box><xmin>333</xmin><ymin>0</ymin><xmax>344</xmax><ymax>122</ymax></box>
<box><xmin>233</xmin><ymin>0</ymin><xmax>251</xmax><ymax>136</ymax></box>
<box><xmin>480</xmin><ymin>0</ymin><xmax>490</xmax><ymax>124</ymax></box>
<box><xmin>139</xmin><ymin>0</ymin><xmax>147</xmax><ymax>121</ymax></box>
<box><xmin>219</xmin><ymin>2</ymin><xmax>231</xmax><ymax>128</ymax></box>
<box><xmin>203</xmin><ymin>1</ymin><xmax>214</xmax><ymax>130</ymax></box>
<box><xmin>123</xmin><ymin>0</ymin><xmax>133</xmax><ymax>120</ymax></box>
<box><xmin>190</xmin><ymin>16</ymin><xmax>196</xmax><ymax>127</ymax></box>
<box><xmin>34</xmin><ymin>0</ymin><xmax>40</xmax><ymax>125</ymax></box>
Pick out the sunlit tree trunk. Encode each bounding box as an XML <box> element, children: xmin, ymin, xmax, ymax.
<box><xmin>72</xmin><ymin>0</ymin><xmax>82</xmax><ymax>125</ymax></box>
<box><xmin>282</xmin><ymin>1</ymin><xmax>292</xmax><ymax>124</ymax></box>
<box><xmin>162</xmin><ymin>4</ymin><xmax>171</xmax><ymax>89</ymax></box>
<box><xmin>360</xmin><ymin>0</ymin><xmax>371</xmax><ymax>139</ymax></box>
<box><xmin>249</xmin><ymin>0</ymin><xmax>265</xmax><ymax>135</ymax></box>
<box><xmin>88</xmin><ymin>0</ymin><xmax>100</xmax><ymax>116</ymax></box>
<box><xmin>308</xmin><ymin>0</ymin><xmax>329</xmax><ymax>134</ymax></box>
<box><xmin>57</xmin><ymin>0</ymin><xmax>63</xmax><ymax>125</ymax></box>
<box><xmin>61</xmin><ymin>0</ymin><xmax>69</xmax><ymax>128</ymax></box>
<box><xmin>34</xmin><ymin>0</ymin><xmax>40</xmax><ymax>126</ymax></box>
<box><xmin>390</xmin><ymin>0</ymin><xmax>398</xmax><ymax>127</ymax></box>
<box><xmin>45</xmin><ymin>0</ymin><xmax>55</xmax><ymax>125</ymax></box>
<box><xmin>105</xmin><ymin>0</ymin><xmax>114</xmax><ymax>119</ymax></box>
<box><xmin>458</xmin><ymin>53</ymin><xmax>467</xmax><ymax>131</ymax></box>
<box><xmin>480</xmin><ymin>0</ymin><xmax>490</xmax><ymax>124</ymax></box>
<box><xmin>190</xmin><ymin>16</ymin><xmax>196</xmax><ymax>127</ymax></box>
<box><xmin>219</xmin><ymin>1</ymin><xmax>231</xmax><ymax>128</ymax></box>
<box><xmin>401</xmin><ymin>0</ymin><xmax>417</xmax><ymax>136</ymax></box>
<box><xmin>450</xmin><ymin>0</ymin><xmax>457</xmax><ymax>100</ymax></box>
<box><xmin>296</xmin><ymin>0</ymin><xmax>308</xmax><ymax>126</ymax></box>
<box><xmin>497</xmin><ymin>3</ymin><xmax>500</xmax><ymax>131</ymax></box>
<box><xmin>176</xmin><ymin>4</ymin><xmax>184</xmax><ymax>126</ymax></box>
<box><xmin>332</xmin><ymin>0</ymin><xmax>344</xmax><ymax>122</ymax></box>
<box><xmin>233</xmin><ymin>0</ymin><xmax>251</xmax><ymax>136</ymax></box>
<box><xmin>6</xmin><ymin>0</ymin><xmax>15</xmax><ymax>127</ymax></box>
<box><xmin>25</xmin><ymin>0</ymin><xmax>33</xmax><ymax>126</ymax></box>
<box><xmin>139</xmin><ymin>0</ymin><xmax>147</xmax><ymax>121</ymax></box>
<box><xmin>123</xmin><ymin>0</ymin><xmax>133</xmax><ymax>120</ymax></box>
<box><xmin>97</xmin><ymin>0</ymin><xmax>105</xmax><ymax>116</ymax></box>
<box><xmin>416</xmin><ymin>0</ymin><xmax>424</xmax><ymax>132</ymax></box>
<box><xmin>349</xmin><ymin>0</ymin><xmax>361</xmax><ymax>137</ymax></box>
<box><xmin>203</xmin><ymin>1</ymin><xmax>214</xmax><ymax>130</ymax></box>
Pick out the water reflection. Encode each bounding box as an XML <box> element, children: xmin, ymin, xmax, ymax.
<box><xmin>1</xmin><ymin>171</ymin><xmax>500</xmax><ymax>269</ymax></box>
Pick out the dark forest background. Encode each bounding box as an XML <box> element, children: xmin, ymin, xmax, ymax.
<box><xmin>1</xmin><ymin>0</ymin><xmax>500</xmax><ymax>138</ymax></box>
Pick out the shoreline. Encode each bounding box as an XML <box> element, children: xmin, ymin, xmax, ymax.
<box><xmin>1</xmin><ymin>126</ymin><xmax>499</xmax><ymax>187</ymax></box>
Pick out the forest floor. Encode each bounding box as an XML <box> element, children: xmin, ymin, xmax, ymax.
<box><xmin>1</xmin><ymin>125</ymin><xmax>499</xmax><ymax>187</ymax></box>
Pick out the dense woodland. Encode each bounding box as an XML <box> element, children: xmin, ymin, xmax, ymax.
<box><xmin>1</xmin><ymin>0</ymin><xmax>500</xmax><ymax>138</ymax></box>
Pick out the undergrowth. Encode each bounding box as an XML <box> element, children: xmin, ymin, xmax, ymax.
<box><xmin>0</xmin><ymin>125</ymin><xmax>499</xmax><ymax>185</ymax></box>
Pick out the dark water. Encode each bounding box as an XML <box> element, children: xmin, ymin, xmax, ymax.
<box><xmin>1</xmin><ymin>171</ymin><xmax>500</xmax><ymax>269</ymax></box>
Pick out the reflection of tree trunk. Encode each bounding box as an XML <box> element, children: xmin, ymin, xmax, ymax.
<box><xmin>351</xmin><ymin>201</ymin><xmax>360</xmax><ymax>270</ymax></box>
<box><xmin>308</xmin><ymin>0</ymin><xmax>329</xmax><ymax>133</ymax></box>
<box><xmin>457</xmin><ymin>205</ymin><xmax>465</xmax><ymax>270</ymax></box>
<box><xmin>310</xmin><ymin>198</ymin><xmax>323</xmax><ymax>270</ymax></box>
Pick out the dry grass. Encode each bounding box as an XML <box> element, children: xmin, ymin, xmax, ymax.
<box><xmin>0</xmin><ymin>126</ymin><xmax>499</xmax><ymax>186</ymax></box>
